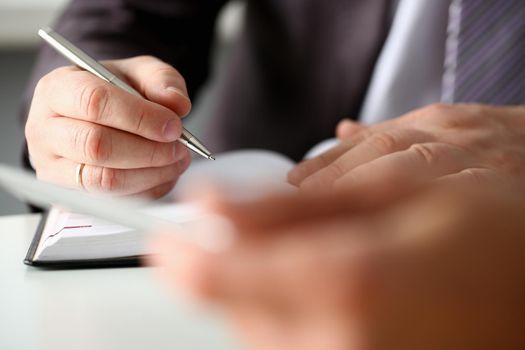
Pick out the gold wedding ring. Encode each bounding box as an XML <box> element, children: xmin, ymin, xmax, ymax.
<box><xmin>75</xmin><ymin>163</ymin><xmax>86</xmax><ymax>190</ymax></box>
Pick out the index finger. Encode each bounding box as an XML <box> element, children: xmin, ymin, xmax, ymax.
<box><xmin>39</xmin><ymin>66</ymin><xmax>182</xmax><ymax>142</ymax></box>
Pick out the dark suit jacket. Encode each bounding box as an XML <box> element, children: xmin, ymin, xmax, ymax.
<box><xmin>23</xmin><ymin>0</ymin><xmax>390</xmax><ymax>161</ymax></box>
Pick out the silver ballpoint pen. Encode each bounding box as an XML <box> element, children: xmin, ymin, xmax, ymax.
<box><xmin>38</xmin><ymin>27</ymin><xmax>215</xmax><ymax>160</ymax></box>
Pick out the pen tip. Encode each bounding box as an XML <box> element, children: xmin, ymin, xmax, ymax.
<box><xmin>209</xmin><ymin>155</ymin><xmax>216</xmax><ymax>161</ymax></box>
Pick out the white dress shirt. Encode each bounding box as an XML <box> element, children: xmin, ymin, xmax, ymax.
<box><xmin>359</xmin><ymin>0</ymin><xmax>451</xmax><ymax>124</ymax></box>
<box><xmin>306</xmin><ymin>0</ymin><xmax>452</xmax><ymax>158</ymax></box>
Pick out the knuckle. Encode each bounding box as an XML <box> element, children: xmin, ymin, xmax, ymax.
<box><xmin>440</xmin><ymin>116</ymin><xmax>464</xmax><ymax>130</ymax></box>
<box><xmin>328</xmin><ymin>160</ymin><xmax>348</xmax><ymax>179</ymax></box>
<box><xmin>78</xmin><ymin>83</ymin><xmax>110</xmax><ymax>123</ymax></box>
<box><xmin>411</xmin><ymin>103</ymin><xmax>453</xmax><ymax>124</ymax></box>
<box><xmin>76</xmin><ymin>126</ymin><xmax>110</xmax><ymax>164</ymax></box>
<box><xmin>354</xmin><ymin>127</ymin><xmax>375</xmax><ymax>143</ymax></box>
<box><xmin>301</xmin><ymin>162</ymin><xmax>346</xmax><ymax>189</ymax></box>
<box><xmin>83</xmin><ymin>166</ymin><xmax>119</xmax><ymax>193</ymax></box>
<box><xmin>460</xmin><ymin>168</ymin><xmax>485</xmax><ymax>186</ymax></box>
<box><xmin>98</xmin><ymin>167</ymin><xmax>119</xmax><ymax>192</ymax></box>
<box><xmin>426</xmin><ymin>103</ymin><xmax>470</xmax><ymax>128</ymax></box>
<box><xmin>81</xmin><ymin>166</ymin><xmax>100</xmax><ymax>190</ymax></box>
<box><xmin>409</xmin><ymin>143</ymin><xmax>438</xmax><ymax>165</ymax></box>
<box><xmin>318</xmin><ymin>151</ymin><xmax>337</xmax><ymax>167</ymax></box>
<box><xmin>368</xmin><ymin>132</ymin><xmax>399</xmax><ymax>154</ymax></box>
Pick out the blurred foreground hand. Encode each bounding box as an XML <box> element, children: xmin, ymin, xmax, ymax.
<box><xmin>148</xmin><ymin>182</ymin><xmax>525</xmax><ymax>350</ymax></box>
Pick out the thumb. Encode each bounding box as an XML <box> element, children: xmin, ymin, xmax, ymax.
<box><xmin>104</xmin><ymin>55</ymin><xmax>192</xmax><ymax>117</ymax></box>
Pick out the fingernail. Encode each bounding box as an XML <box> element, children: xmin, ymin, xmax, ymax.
<box><xmin>163</xmin><ymin>119</ymin><xmax>179</xmax><ymax>141</ymax></box>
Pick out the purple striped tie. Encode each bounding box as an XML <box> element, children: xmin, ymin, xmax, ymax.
<box><xmin>443</xmin><ymin>0</ymin><xmax>525</xmax><ymax>105</ymax></box>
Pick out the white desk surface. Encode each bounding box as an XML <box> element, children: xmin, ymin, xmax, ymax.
<box><xmin>0</xmin><ymin>214</ymin><xmax>239</xmax><ymax>350</ymax></box>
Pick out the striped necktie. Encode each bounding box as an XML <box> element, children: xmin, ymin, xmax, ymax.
<box><xmin>443</xmin><ymin>0</ymin><xmax>525</xmax><ymax>105</ymax></box>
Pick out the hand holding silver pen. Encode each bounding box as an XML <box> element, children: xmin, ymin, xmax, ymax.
<box><xmin>39</xmin><ymin>28</ymin><xmax>214</xmax><ymax>161</ymax></box>
<box><xmin>24</xmin><ymin>27</ymin><xmax>213</xmax><ymax>198</ymax></box>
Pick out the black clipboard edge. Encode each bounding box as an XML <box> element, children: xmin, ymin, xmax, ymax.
<box><xmin>24</xmin><ymin>210</ymin><xmax>143</xmax><ymax>269</ymax></box>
